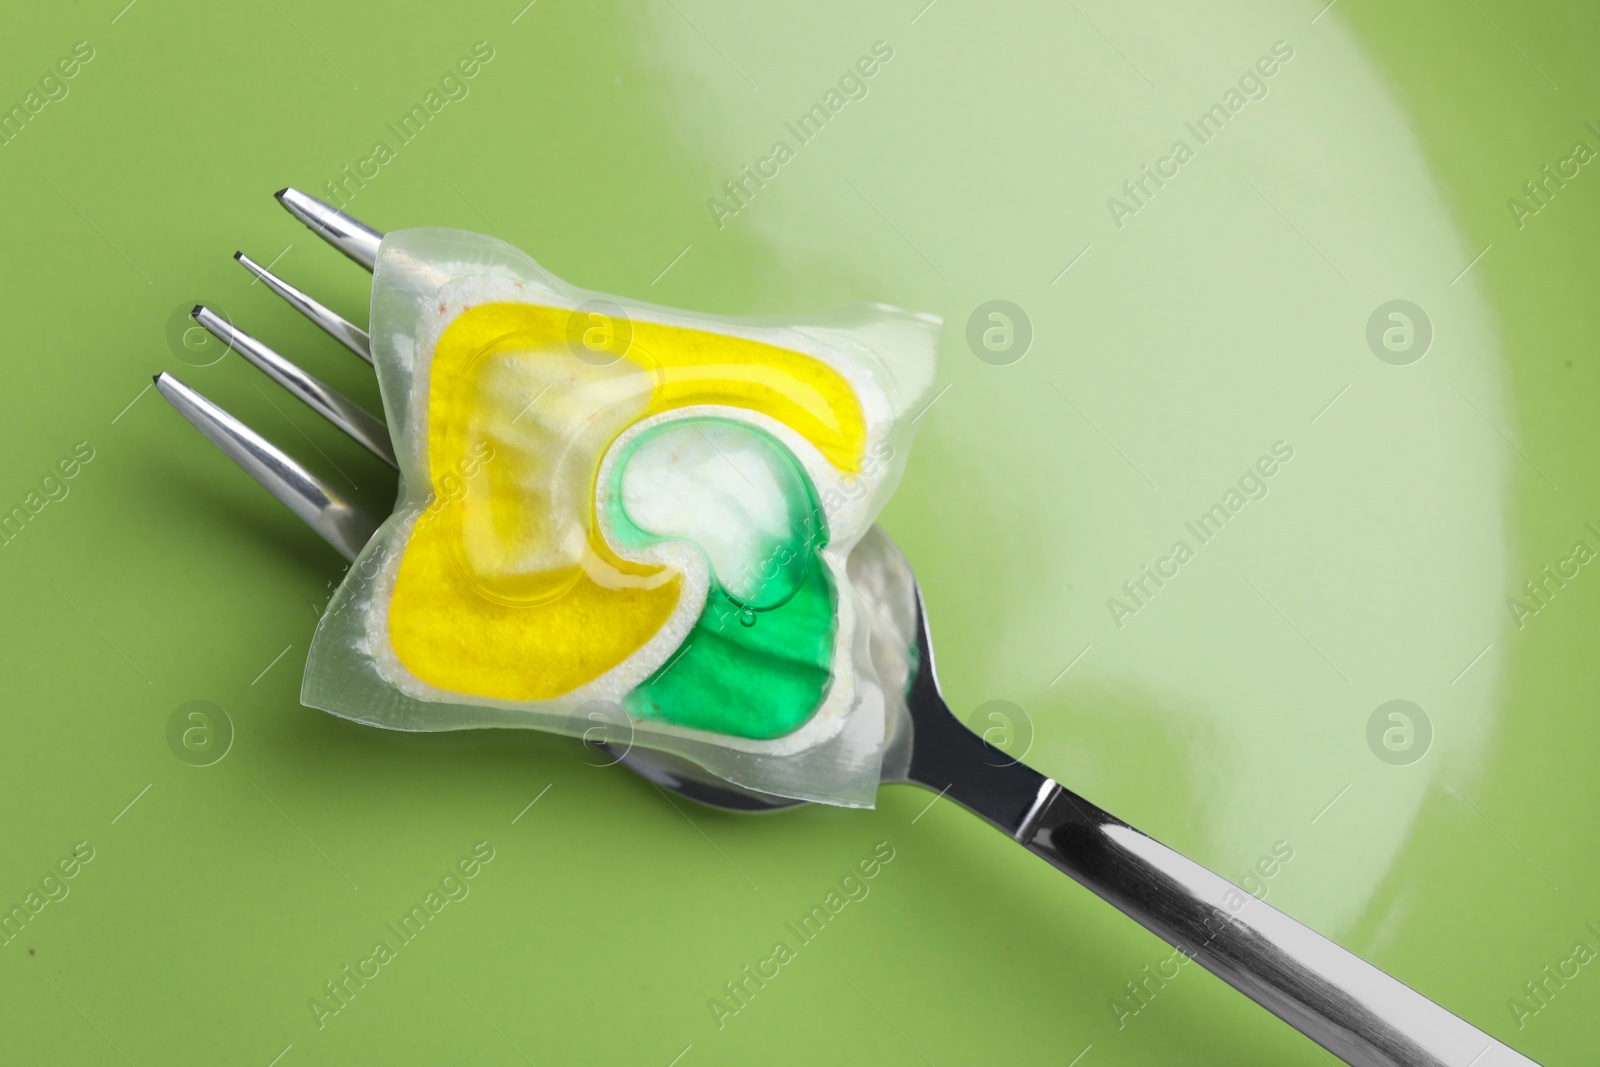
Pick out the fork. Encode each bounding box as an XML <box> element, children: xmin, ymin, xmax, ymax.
<box><xmin>156</xmin><ymin>190</ymin><xmax>387</xmax><ymax>561</ymax></box>
<box><xmin>155</xmin><ymin>189</ymin><xmax>1540</xmax><ymax>1067</ymax></box>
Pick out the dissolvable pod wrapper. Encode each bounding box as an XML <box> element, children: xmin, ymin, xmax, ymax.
<box><xmin>302</xmin><ymin>228</ymin><xmax>939</xmax><ymax>807</ymax></box>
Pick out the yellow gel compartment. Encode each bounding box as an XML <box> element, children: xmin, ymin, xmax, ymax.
<box><xmin>386</xmin><ymin>302</ymin><xmax>868</xmax><ymax>702</ymax></box>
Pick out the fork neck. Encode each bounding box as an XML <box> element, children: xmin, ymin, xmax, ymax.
<box><xmin>900</xmin><ymin>618</ymin><xmax>1056</xmax><ymax>838</ymax></box>
<box><xmin>903</xmin><ymin>694</ymin><xmax>1056</xmax><ymax>837</ymax></box>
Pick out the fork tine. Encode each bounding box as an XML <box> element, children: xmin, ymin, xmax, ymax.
<box><xmin>192</xmin><ymin>305</ymin><xmax>398</xmax><ymax>468</ymax></box>
<box><xmin>235</xmin><ymin>251</ymin><xmax>373</xmax><ymax>363</ymax></box>
<box><xmin>154</xmin><ymin>373</ymin><xmax>379</xmax><ymax>561</ymax></box>
<box><xmin>276</xmin><ymin>188</ymin><xmax>383</xmax><ymax>270</ymax></box>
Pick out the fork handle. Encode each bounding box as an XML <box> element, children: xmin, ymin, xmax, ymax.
<box><xmin>903</xmin><ymin>705</ymin><xmax>1538</xmax><ymax>1065</ymax></box>
<box><xmin>1016</xmin><ymin>782</ymin><xmax>1538</xmax><ymax>1066</ymax></box>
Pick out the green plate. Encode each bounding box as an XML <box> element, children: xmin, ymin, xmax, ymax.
<box><xmin>1</xmin><ymin>0</ymin><xmax>1595</xmax><ymax>1062</ymax></box>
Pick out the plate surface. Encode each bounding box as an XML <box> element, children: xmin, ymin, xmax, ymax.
<box><xmin>0</xmin><ymin>0</ymin><xmax>1595</xmax><ymax>1063</ymax></box>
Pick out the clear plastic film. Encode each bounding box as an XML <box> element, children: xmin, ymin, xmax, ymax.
<box><xmin>301</xmin><ymin>229</ymin><xmax>939</xmax><ymax>807</ymax></box>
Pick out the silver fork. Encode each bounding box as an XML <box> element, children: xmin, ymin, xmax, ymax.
<box><xmin>156</xmin><ymin>190</ymin><xmax>1539</xmax><ymax>1067</ymax></box>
